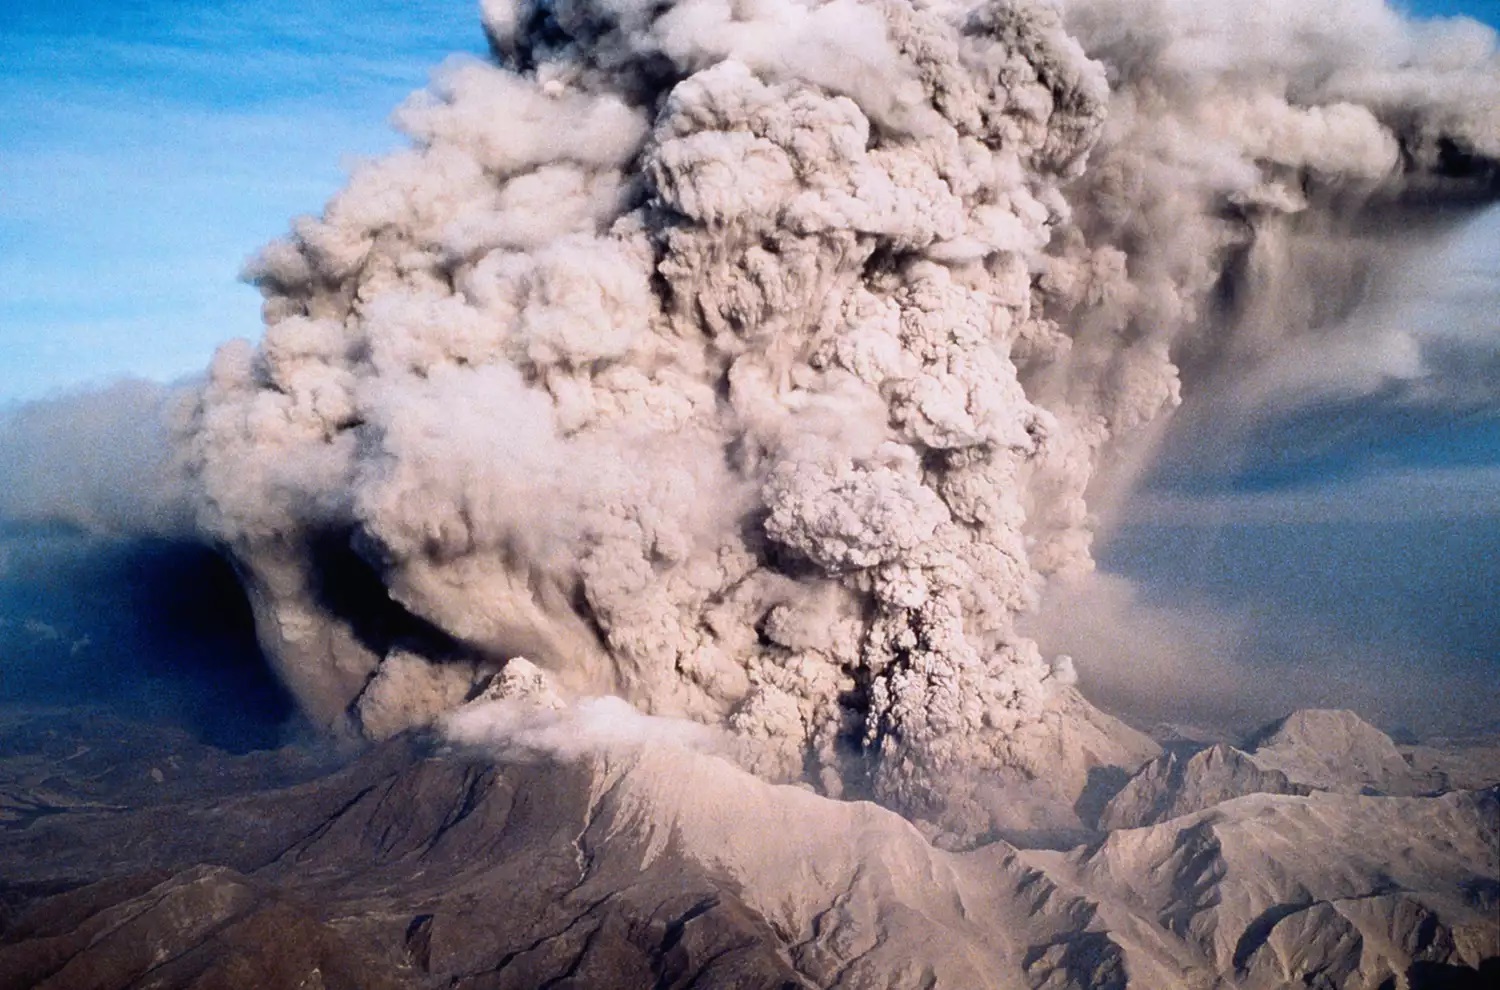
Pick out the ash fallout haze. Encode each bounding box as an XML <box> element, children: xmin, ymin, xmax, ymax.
<box><xmin>1</xmin><ymin>1</ymin><xmax>1499</xmax><ymax>989</ymax></box>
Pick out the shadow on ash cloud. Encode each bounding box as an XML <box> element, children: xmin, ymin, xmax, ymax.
<box><xmin>0</xmin><ymin>523</ymin><xmax>293</xmax><ymax>752</ymax></box>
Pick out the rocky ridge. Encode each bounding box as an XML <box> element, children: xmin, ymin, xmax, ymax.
<box><xmin>0</xmin><ymin>706</ymin><xmax>1495</xmax><ymax>989</ymax></box>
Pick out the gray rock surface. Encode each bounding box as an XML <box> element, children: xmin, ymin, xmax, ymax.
<box><xmin>1096</xmin><ymin>743</ymin><xmax>1311</xmax><ymax>831</ymax></box>
<box><xmin>1049</xmin><ymin>788</ymin><xmax>1500</xmax><ymax>989</ymax></box>
<box><xmin>1399</xmin><ymin>739</ymin><xmax>1500</xmax><ymax>793</ymax></box>
<box><xmin>1244</xmin><ymin>709</ymin><xmax>1423</xmax><ymax>794</ymax></box>
<box><xmin>1</xmin><ymin>708</ymin><xmax>1496</xmax><ymax>990</ymax></box>
<box><xmin>1</xmin><ymin>866</ymin><xmax>400</xmax><ymax>990</ymax></box>
<box><xmin>1094</xmin><ymin>710</ymin><xmax>1500</xmax><ymax>836</ymax></box>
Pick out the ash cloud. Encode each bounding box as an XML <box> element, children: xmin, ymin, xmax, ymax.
<box><xmin>0</xmin><ymin>379</ymin><xmax>195</xmax><ymax>539</ymax></box>
<box><xmin>7</xmin><ymin>0</ymin><xmax>1498</xmax><ymax>836</ymax></box>
<box><xmin>1132</xmin><ymin>205</ymin><xmax>1500</xmax><ymax>490</ymax></box>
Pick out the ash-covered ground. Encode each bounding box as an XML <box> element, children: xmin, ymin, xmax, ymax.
<box><xmin>0</xmin><ymin>704</ymin><xmax>1496</xmax><ymax>989</ymax></box>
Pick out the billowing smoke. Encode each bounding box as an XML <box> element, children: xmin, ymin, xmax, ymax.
<box><xmin>159</xmin><ymin>0</ymin><xmax>1498</xmax><ymax>835</ymax></box>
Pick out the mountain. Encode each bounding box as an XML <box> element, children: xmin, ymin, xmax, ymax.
<box><xmin>1</xmin><ymin>707</ymin><xmax>1495</xmax><ymax>989</ymax></box>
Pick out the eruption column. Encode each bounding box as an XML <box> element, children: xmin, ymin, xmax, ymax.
<box><xmin>182</xmin><ymin>0</ymin><xmax>1500</xmax><ymax>836</ymax></box>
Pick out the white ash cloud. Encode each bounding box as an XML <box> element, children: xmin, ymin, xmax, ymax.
<box><xmin>440</xmin><ymin>659</ymin><xmax>732</xmax><ymax>762</ymax></box>
<box><xmin>1025</xmin><ymin>0</ymin><xmax>1500</xmax><ymax>531</ymax></box>
<box><xmin>173</xmin><ymin>0</ymin><xmax>1499</xmax><ymax>835</ymax></box>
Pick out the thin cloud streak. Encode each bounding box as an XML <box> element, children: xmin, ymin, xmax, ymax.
<box><xmin>1121</xmin><ymin>463</ymin><xmax>1500</xmax><ymax>526</ymax></box>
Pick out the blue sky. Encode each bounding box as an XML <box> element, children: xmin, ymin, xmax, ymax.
<box><xmin>0</xmin><ymin>0</ymin><xmax>1496</xmax><ymax>403</ymax></box>
<box><xmin>1</xmin><ymin>0</ymin><xmax>482</xmax><ymax>402</ymax></box>
<box><xmin>1404</xmin><ymin>0</ymin><xmax>1500</xmax><ymax>16</ymax></box>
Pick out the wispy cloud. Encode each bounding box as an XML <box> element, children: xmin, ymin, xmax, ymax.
<box><xmin>1220</xmin><ymin>208</ymin><xmax>1500</xmax><ymax>416</ymax></box>
<box><xmin>1028</xmin><ymin>570</ymin><xmax>1500</xmax><ymax>736</ymax></box>
<box><xmin>1122</xmin><ymin>462</ymin><xmax>1500</xmax><ymax>525</ymax></box>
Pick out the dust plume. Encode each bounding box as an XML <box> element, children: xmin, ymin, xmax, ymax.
<box><xmin>0</xmin><ymin>380</ymin><xmax>194</xmax><ymax>539</ymax></box>
<box><xmin>6</xmin><ymin>0</ymin><xmax>1493</xmax><ymax>838</ymax></box>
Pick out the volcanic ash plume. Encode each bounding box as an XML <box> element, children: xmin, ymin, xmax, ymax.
<box><xmin>181</xmin><ymin>0</ymin><xmax>1500</xmax><ymax>835</ymax></box>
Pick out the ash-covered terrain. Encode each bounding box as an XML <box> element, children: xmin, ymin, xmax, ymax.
<box><xmin>2</xmin><ymin>0</ymin><xmax>1498</xmax><ymax>986</ymax></box>
<box><xmin>0</xmin><ymin>705</ymin><xmax>1496</xmax><ymax>988</ymax></box>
